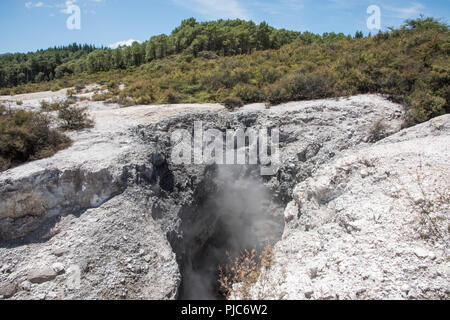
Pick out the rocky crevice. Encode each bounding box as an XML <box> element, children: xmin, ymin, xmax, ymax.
<box><xmin>0</xmin><ymin>95</ymin><xmax>416</xmax><ymax>300</ymax></box>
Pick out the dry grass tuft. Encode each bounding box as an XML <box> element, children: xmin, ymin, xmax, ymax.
<box><xmin>218</xmin><ymin>245</ymin><xmax>278</xmax><ymax>300</ymax></box>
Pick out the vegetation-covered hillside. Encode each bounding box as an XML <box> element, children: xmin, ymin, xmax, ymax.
<box><xmin>0</xmin><ymin>44</ymin><xmax>98</xmax><ymax>87</ymax></box>
<box><xmin>1</xmin><ymin>17</ymin><xmax>449</xmax><ymax>124</ymax></box>
<box><xmin>0</xmin><ymin>19</ymin><xmax>301</xmax><ymax>88</ymax></box>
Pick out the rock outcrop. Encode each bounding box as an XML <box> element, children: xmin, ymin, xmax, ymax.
<box><xmin>248</xmin><ymin>115</ymin><xmax>450</xmax><ymax>300</ymax></box>
<box><xmin>1</xmin><ymin>91</ymin><xmax>447</xmax><ymax>300</ymax></box>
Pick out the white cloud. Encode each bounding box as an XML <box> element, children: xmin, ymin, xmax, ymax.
<box><xmin>383</xmin><ymin>2</ymin><xmax>425</xmax><ymax>19</ymax></box>
<box><xmin>25</xmin><ymin>1</ymin><xmax>44</xmax><ymax>9</ymax></box>
<box><xmin>60</xmin><ymin>0</ymin><xmax>78</xmax><ymax>14</ymax></box>
<box><xmin>26</xmin><ymin>0</ymin><xmax>104</xmax><ymax>16</ymax></box>
<box><xmin>172</xmin><ymin>0</ymin><xmax>249</xmax><ymax>20</ymax></box>
<box><xmin>108</xmin><ymin>39</ymin><xmax>141</xmax><ymax>49</ymax></box>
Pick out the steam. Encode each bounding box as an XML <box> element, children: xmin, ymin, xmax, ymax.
<box><xmin>178</xmin><ymin>165</ymin><xmax>284</xmax><ymax>300</ymax></box>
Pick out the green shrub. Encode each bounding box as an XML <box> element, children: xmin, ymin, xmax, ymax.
<box><xmin>16</xmin><ymin>100</ymin><xmax>23</xmax><ymax>106</ymax></box>
<box><xmin>58</xmin><ymin>106</ymin><xmax>94</xmax><ymax>131</ymax></box>
<box><xmin>159</xmin><ymin>88</ymin><xmax>181</xmax><ymax>104</ymax></box>
<box><xmin>74</xmin><ymin>85</ymin><xmax>85</xmax><ymax>93</ymax></box>
<box><xmin>407</xmin><ymin>88</ymin><xmax>446</xmax><ymax>123</ymax></box>
<box><xmin>257</xmin><ymin>66</ymin><xmax>283</xmax><ymax>85</ymax></box>
<box><xmin>107</xmin><ymin>80</ymin><xmax>119</xmax><ymax>91</ymax></box>
<box><xmin>266</xmin><ymin>72</ymin><xmax>332</xmax><ymax>105</ymax></box>
<box><xmin>91</xmin><ymin>93</ymin><xmax>106</xmax><ymax>101</ymax></box>
<box><xmin>288</xmin><ymin>72</ymin><xmax>332</xmax><ymax>100</ymax></box>
<box><xmin>40</xmin><ymin>100</ymin><xmax>68</xmax><ymax>112</ymax></box>
<box><xmin>66</xmin><ymin>89</ymin><xmax>76</xmax><ymax>97</ymax></box>
<box><xmin>134</xmin><ymin>95</ymin><xmax>153</xmax><ymax>105</ymax></box>
<box><xmin>232</xmin><ymin>84</ymin><xmax>262</xmax><ymax>103</ymax></box>
<box><xmin>0</xmin><ymin>88</ymin><xmax>11</xmax><ymax>95</ymax></box>
<box><xmin>0</xmin><ymin>108</ymin><xmax>71</xmax><ymax>171</ymax></box>
<box><xmin>265</xmin><ymin>83</ymin><xmax>289</xmax><ymax>105</ymax></box>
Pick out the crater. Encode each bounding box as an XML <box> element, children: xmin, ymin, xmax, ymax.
<box><xmin>173</xmin><ymin>165</ymin><xmax>286</xmax><ymax>300</ymax></box>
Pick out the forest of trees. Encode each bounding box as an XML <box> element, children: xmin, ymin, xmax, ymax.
<box><xmin>0</xmin><ymin>18</ymin><xmax>354</xmax><ymax>88</ymax></box>
<box><xmin>0</xmin><ymin>44</ymin><xmax>97</xmax><ymax>88</ymax></box>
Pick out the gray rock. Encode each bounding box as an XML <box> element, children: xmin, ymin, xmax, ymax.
<box><xmin>53</xmin><ymin>248</ymin><xmax>67</xmax><ymax>257</ymax></box>
<box><xmin>1</xmin><ymin>264</ymin><xmax>11</xmax><ymax>274</ymax></box>
<box><xmin>0</xmin><ymin>283</ymin><xmax>17</xmax><ymax>298</ymax></box>
<box><xmin>28</xmin><ymin>267</ymin><xmax>57</xmax><ymax>284</ymax></box>
<box><xmin>20</xmin><ymin>281</ymin><xmax>32</xmax><ymax>292</ymax></box>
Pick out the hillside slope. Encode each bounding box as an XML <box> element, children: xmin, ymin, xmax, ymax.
<box><xmin>1</xmin><ymin>17</ymin><xmax>448</xmax><ymax>124</ymax></box>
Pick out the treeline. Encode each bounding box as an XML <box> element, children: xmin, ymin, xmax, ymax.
<box><xmin>2</xmin><ymin>17</ymin><xmax>448</xmax><ymax>124</ymax></box>
<box><xmin>0</xmin><ymin>44</ymin><xmax>97</xmax><ymax>87</ymax></box>
<box><xmin>0</xmin><ymin>18</ymin><xmax>356</xmax><ymax>88</ymax></box>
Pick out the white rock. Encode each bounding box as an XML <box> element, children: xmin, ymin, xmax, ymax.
<box><xmin>52</xmin><ymin>263</ymin><xmax>65</xmax><ymax>274</ymax></box>
<box><xmin>401</xmin><ymin>284</ymin><xmax>410</xmax><ymax>293</ymax></box>
<box><xmin>360</xmin><ymin>169</ymin><xmax>369</xmax><ymax>178</ymax></box>
<box><xmin>20</xmin><ymin>281</ymin><xmax>32</xmax><ymax>292</ymax></box>
<box><xmin>414</xmin><ymin>247</ymin><xmax>430</xmax><ymax>259</ymax></box>
<box><xmin>428</xmin><ymin>251</ymin><xmax>437</xmax><ymax>260</ymax></box>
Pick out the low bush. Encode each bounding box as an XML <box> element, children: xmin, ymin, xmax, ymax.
<box><xmin>66</xmin><ymin>89</ymin><xmax>76</xmax><ymax>97</ymax></box>
<box><xmin>407</xmin><ymin>88</ymin><xmax>447</xmax><ymax>123</ymax></box>
<box><xmin>266</xmin><ymin>72</ymin><xmax>333</xmax><ymax>105</ymax></box>
<box><xmin>232</xmin><ymin>84</ymin><xmax>262</xmax><ymax>103</ymax></box>
<box><xmin>0</xmin><ymin>106</ymin><xmax>71</xmax><ymax>171</ymax></box>
<box><xmin>74</xmin><ymin>85</ymin><xmax>85</xmax><ymax>93</ymax></box>
<box><xmin>58</xmin><ymin>105</ymin><xmax>94</xmax><ymax>131</ymax></box>
<box><xmin>40</xmin><ymin>100</ymin><xmax>62</xmax><ymax>112</ymax></box>
<box><xmin>222</xmin><ymin>96</ymin><xmax>244</xmax><ymax>109</ymax></box>
<box><xmin>159</xmin><ymin>88</ymin><xmax>181</xmax><ymax>104</ymax></box>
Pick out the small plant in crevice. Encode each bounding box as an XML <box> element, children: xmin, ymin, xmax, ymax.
<box><xmin>368</xmin><ymin>118</ymin><xmax>389</xmax><ymax>142</ymax></box>
<box><xmin>397</xmin><ymin>161</ymin><xmax>449</xmax><ymax>247</ymax></box>
<box><xmin>218</xmin><ymin>245</ymin><xmax>278</xmax><ymax>300</ymax></box>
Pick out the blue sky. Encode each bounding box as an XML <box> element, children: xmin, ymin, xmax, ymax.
<box><xmin>0</xmin><ymin>0</ymin><xmax>449</xmax><ymax>53</ymax></box>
